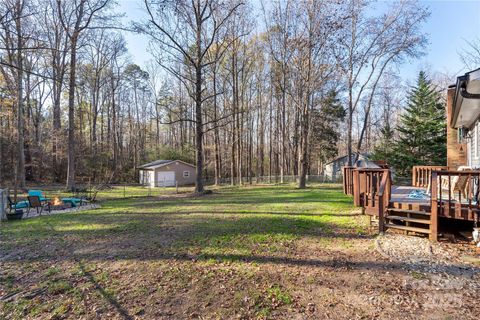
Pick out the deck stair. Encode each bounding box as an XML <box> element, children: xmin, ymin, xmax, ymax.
<box><xmin>384</xmin><ymin>208</ymin><xmax>431</xmax><ymax>235</ymax></box>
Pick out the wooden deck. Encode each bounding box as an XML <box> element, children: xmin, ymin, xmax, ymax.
<box><xmin>390</xmin><ymin>185</ymin><xmax>432</xmax><ymax>213</ymax></box>
<box><xmin>343</xmin><ymin>166</ymin><xmax>480</xmax><ymax>241</ymax></box>
<box><xmin>390</xmin><ymin>185</ymin><xmax>429</xmax><ymax>204</ymax></box>
<box><xmin>390</xmin><ymin>185</ymin><xmax>480</xmax><ymax>221</ymax></box>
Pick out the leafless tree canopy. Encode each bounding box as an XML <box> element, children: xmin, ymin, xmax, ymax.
<box><xmin>0</xmin><ymin>0</ymin><xmax>451</xmax><ymax>191</ymax></box>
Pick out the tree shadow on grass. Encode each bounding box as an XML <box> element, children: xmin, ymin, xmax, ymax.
<box><xmin>78</xmin><ymin>261</ymin><xmax>134</xmax><ymax>320</ymax></box>
<box><xmin>68</xmin><ymin>251</ymin><xmax>480</xmax><ymax>279</ymax></box>
<box><xmin>1</xmin><ymin>212</ymin><xmax>370</xmax><ymax>264</ymax></box>
<box><xmin>165</xmin><ymin>195</ymin><xmax>353</xmax><ymax>206</ymax></box>
<box><xmin>3</xmin><ymin>210</ymin><xmax>478</xmax><ymax>279</ymax></box>
<box><xmin>122</xmin><ymin>210</ymin><xmax>364</xmax><ymax>217</ymax></box>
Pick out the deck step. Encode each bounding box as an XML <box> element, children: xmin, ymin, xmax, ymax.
<box><xmin>387</xmin><ymin>208</ymin><xmax>430</xmax><ymax>216</ymax></box>
<box><xmin>386</xmin><ymin>215</ymin><xmax>431</xmax><ymax>224</ymax></box>
<box><xmin>385</xmin><ymin>223</ymin><xmax>431</xmax><ymax>234</ymax></box>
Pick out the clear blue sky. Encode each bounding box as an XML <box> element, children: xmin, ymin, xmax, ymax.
<box><xmin>117</xmin><ymin>0</ymin><xmax>480</xmax><ymax>84</ymax></box>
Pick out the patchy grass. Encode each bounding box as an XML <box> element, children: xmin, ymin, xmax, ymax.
<box><xmin>1</xmin><ymin>183</ymin><xmax>477</xmax><ymax>319</ymax></box>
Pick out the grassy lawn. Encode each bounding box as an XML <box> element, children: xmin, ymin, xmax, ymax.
<box><xmin>0</xmin><ymin>184</ymin><xmax>476</xmax><ymax>319</ymax></box>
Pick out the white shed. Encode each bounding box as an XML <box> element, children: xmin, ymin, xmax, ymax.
<box><xmin>138</xmin><ymin>160</ymin><xmax>196</xmax><ymax>187</ymax></box>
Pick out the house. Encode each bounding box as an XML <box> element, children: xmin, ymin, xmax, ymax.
<box><xmin>324</xmin><ymin>153</ymin><xmax>369</xmax><ymax>181</ymax></box>
<box><xmin>450</xmin><ymin>67</ymin><xmax>480</xmax><ymax>168</ymax></box>
<box><xmin>343</xmin><ymin>68</ymin><xmax>480</xmax><ymax>242</ymax></box>
<box><xmin>138</xmin><ymin>160</ymin><xmax>196</xmax><ymax>187</ymax></box>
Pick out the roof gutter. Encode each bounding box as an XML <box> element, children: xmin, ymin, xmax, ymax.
<box><xmin>451</xmin><ymin>69</ymin><xmax>480</xmax><ymax>128</ymax></box>
<box><xmin>461</xmin><ymin>85</ymin><xmax>480</xmax><ymax>99</ymax></box>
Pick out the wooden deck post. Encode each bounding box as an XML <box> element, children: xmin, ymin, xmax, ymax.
<box><xmin>412</xmin><ymin>168</ymin><xmax>417</xmax><ymax>187</ymax></box>
<box><xmin>430</xmin><ymin>172</ymin><xmax>438</xmax><ymax>241</ymax></box>
<box><xmin>353</xmin><ymin>169</ymin><xmax>360</xmax><ymax>206</ymax></box>
<box><xmin>377</xmin><ymin>195</ymin><xmax>385</xmax><ymax>234</ymax></box>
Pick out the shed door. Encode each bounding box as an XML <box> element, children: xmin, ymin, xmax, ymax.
<box><xmin>157</xmin><ymin>171</ymin><xmax>175</xmax><ymax>187</ymax></box>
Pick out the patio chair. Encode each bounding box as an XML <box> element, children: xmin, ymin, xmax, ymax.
<box><xmin>7</xmin><ymin>196</ymin><xmax>29</xmax><ymax>214</ymax></box>
<box><xmin>425</xmin><ymin>166</ymin><xmax>471</xmax><ymax>199</ymax></box>
<box><xmin>440</xmin><ymin>166</ymin><xmax>471</xmax><ymax>199</ymax></box>
<box><xmin>28</xmin><ymin>190</ymin><xmax>48</xmax><ymax>202</ymax></box>
<box><xmin>61</xmin><ymin>197</ymin><xmax>84</xmax><ymax>207</ymax></box>
<box><xmin>27</xmin><ymin>196</ymin><xmax>50</xmax><ymax>215</ymax></box>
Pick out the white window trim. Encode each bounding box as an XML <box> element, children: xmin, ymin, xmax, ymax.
<box><xmin>475</xmin><ymin>123</ymin><xmax>479</xmax><ymax>159</ymax></box>
<box><xmin>183</xmin><ymin>171</ymin><xmax>190</xmax><ymax>178</ymax></box>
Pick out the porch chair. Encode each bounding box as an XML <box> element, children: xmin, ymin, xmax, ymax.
<box><xmin>27</xmin><ymin>196</ymin><xmax>50</xmax><ymax>215</ymax></box>
<box><xmin>7</xmin><ymin>196</ymin><xmax>29</xmax><ymax>214</ymax></box>
<box><xmin>425</xmin><ymin>166</ymin><xmax>471</xmax><ymax>200</ymax></box>
<box><xmin>28</xmin><ymin>190</ymin><xmax>48</xmax><ymax>202</ymax></box>
<box><xmin>61</xmin><ymin>197</ymin><xmax>84</xmax><ymax>207</ymax></box>
<box><xmin>440</xmin><ymin>166</ymin><xmax>471</xmax><ymax>199</ymax></box>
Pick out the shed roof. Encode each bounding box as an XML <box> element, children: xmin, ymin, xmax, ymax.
<box><xmin>325</xmin><ymin>153</ymin><xmax>369</xmax><ymax>165</ymax></box>
<box><xmin>138</xmin><ymin>160</ymin><xmax>174</xmax><ymax>169</ymax></box>
<box><xmin>137</xmin><ymin>159</ymin><xmax>196</xmax><ymax>170</ymax></box>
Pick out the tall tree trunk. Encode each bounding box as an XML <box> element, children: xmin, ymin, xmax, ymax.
<box><xmin>66</xmin><ymin>35</ymin><xmax>78</xmax><ymax>190</ymax></box>
<box><xmin>52</xmin><ymin>57</ymin><xmax>62</xmax><ymax>182</ymax></box>
<box><xmin>194</xmin><ymin>13</ymin><xmax>204</xmax><ymax>194</ymax></box>
<box><xmin>15</xmin><ymin>0</ymin><xmax>25</xmax><ymax>189</ymax></box>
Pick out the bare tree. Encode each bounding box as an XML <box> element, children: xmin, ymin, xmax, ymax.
<box><xmin>139</xmin><ymin>0</ymin><xmax>243</xmax><ymax>193</ymax></box>
<box><xmin>0</xmin><ymin>0</ymin><xmax>32</xmax><ymax>190</ymax></box>
<box><xmin>338</xmin><ymin>0</ymin><xmax>429</xmax><ymax>166</ymax></box>
<box><xmin>38</xmin><ymin>0</ymin><xmax>70</xmax><ymax>182</ymax></box>
<box><xmin>459</xmin><ymin>37</ymin><xmax>480</xmax><ymax>70</ymax></box>
<box><xmin>56</xmin><ymin>0</ymin><xmax>113</xmax><ymax>190</ymax></box>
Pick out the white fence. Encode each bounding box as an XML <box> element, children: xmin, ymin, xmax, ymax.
<box><xmin>0</xmin><ymin>189</ymin><xmax>7</xmax><ymax>221</ymax></box>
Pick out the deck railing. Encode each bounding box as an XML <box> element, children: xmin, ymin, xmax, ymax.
<box><xmin>412</xmin><ymin>165</ymin><xmax>448</xmax><ymax>188</ymax></box>
<box><xmin>353</xmin><ymin>169</ymin><xmax>391</xmax><ymax>223</ymax></box>
<box><xmin>431</xmin><ymin>170</ymin><xmax>480</xmax><ymax>241</ymax></box>
<box><xmin>342</xmin><ymin>166</ymin><xmax>355</xmax><ymax>195</ymax></box>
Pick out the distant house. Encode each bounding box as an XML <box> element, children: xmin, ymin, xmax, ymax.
<box><xmin>138</xmin><ymin>160</ymin><xmax>196</xmax><ymax>187</ymax></box>
<box><xmin>324</xmin><ymin>153</ymin><xmax>369</xmax><ymax>181</ymax></box>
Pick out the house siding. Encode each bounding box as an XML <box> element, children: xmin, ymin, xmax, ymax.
<box><xmin>324</xmin><ymin>154</ymin><xmax>367</xmax><ymax>181</ymax></box>
<box><xmin>467</xmin><ymin>121</ymin><xmax>480</xmax><ymax>169</ymax></box>
<box><xmin>154</xmin><ymin>161</ymin><xmax>196</xmax><ymax>186</ymax></box>
<box><xmin>139</xmin><ymin>160</ymin><xmax>196</xmax><ymax>187</ymax></box>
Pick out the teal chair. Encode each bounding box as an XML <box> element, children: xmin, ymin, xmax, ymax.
<box><xmin>7</xmin><ymin>196</ymin><xmax>29</xmax><ymax>214</ymax></box>
<box><xmin>61</xmin><ymin>197</ymin><xmax>83</xmax><ymax>207</ymax></box>
<box><xmin>28</xmin><ymin>190</ymin><xmax>48</xmax><ymax>202</ymax></box>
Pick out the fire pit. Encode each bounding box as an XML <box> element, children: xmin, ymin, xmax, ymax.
<box><xmin>49</xmin><ymin>197</ymin><xmax>73</xmax><ymax>211</ymax></box>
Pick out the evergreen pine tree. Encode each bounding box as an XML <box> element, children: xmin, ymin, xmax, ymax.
<box><xmin>371</xmin><ymin>122</ymin><xmax>395</xmax><ymax>164</ymax></box>
<box><xmin>311</xmin><ymin>90</ymin><xmax>346</xmax><ymax>166</ymax></box>
<box><xmin>391</xmin><ymin>71</ymin><xmax>446</xmax><ymax>176</ymax></box>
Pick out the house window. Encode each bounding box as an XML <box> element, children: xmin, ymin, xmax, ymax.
<box><xmin>183</xmin><ymin>171</ymin><xmax>190</xmax><ymax>178</ymax></box>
